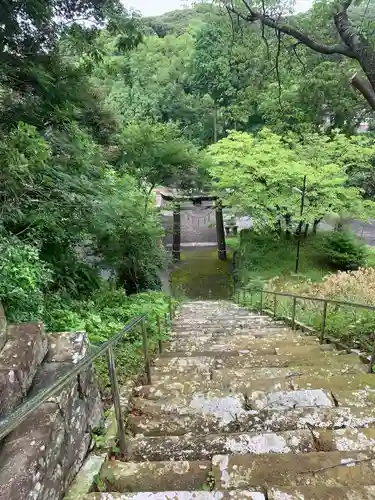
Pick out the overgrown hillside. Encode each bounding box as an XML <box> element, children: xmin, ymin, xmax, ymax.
<box><xmin>2</xmin><ymin>0</ymin><xmax>375</xmax><ymax>361</ymax></box>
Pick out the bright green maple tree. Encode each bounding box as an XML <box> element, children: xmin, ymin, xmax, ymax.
<box><xmin>208</xmin><ymin>129</ymin><xmax>375</xmax><ymax>231</ymax></box>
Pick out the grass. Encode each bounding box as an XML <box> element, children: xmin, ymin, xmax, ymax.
<box><xmin>234</xmin><ymin>231</ymin><xmax>375</xmax><ymax>359</ymax></box>
<box><xmin>234</xmin><ymin>231</ymin><xmax>332</xmax><ymax>289</ymax></box>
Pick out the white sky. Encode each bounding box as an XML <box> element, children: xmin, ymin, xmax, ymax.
<box><xmin>122</xmin><ymin>0</ymin><xmax>314</xmax><ymax>17</ymax></box>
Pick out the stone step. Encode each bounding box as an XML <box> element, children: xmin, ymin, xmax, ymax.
<box><xmin>136</xmin><ymin>371</ymin><xmax>374</xmax><ymax>400</ymax></box>
<box><xmin>85</xmin><ymin>492</ymin><xmax>266</xmax><ymax>500</ymax></box>
<box><xmin>159</xmin><ymin>346</ymin><xmax>278</xmax><ymax>358</ymax></box>
<box><xmin>173</xmin><ymin>319</ymin><xmax>283</xmax><ymax>328</ymax></box>
<box><xmin>212</xmin><ymin>364</ymin><xmax>365</xmax><ymax>383</ymax></box>
<box><xmin>170</xmin><ymin>326</ymin><xmax>288</xmax><ymax>336</ymax></box>
<box><xmin>153</xmin><ymin>348</ymin><xmax>353</xmax><ymax>374</ymax></box>
<box><xmin>217</xmin><ymin>351</ymin><xmax>361</xmax><ymax>369</ymax></box>
<box><xmin>100</xmin><ymin>460</ymin><xmax>211</xmax><ymax>493</ymax></box>
<box><xmin>267</xmin><ymin>486</ymin><xmax>375</xmax><ymax>499</ymax></box>
<box><xmin>134</xmin><ymin>376</ymin><xmax>293</xmax><ymax>399</ymax></box>
<box><xmin>332</xmin><ymin>390</ymin><xmax>375</xmax><ymax>407</ymax></box>
<box><xmin>164</xmin><ymin>334</ymin><xmax>319</xmax><ymax>356</ymax></box>
<box><xmin>130</xmin><ymin>404</ymin><xmax>375</xmax><ymax>436</ymax></box>
<box><xmin>212</xmin><ymin>451</ymin><xmax>375</xmax><ymax>489</ymax></box>
<box><xmin>128</xmin><ymin>430</ymin><xmax>315</xmax><ymax>461</ymax></box>
<box><xmin>167</xmin><ymin>332</ymin><xmax>317</xmax><ymax>347</ymax></box>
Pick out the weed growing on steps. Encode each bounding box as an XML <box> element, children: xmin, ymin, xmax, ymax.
<box><xmin>201</xmin><ymin>471</ymin><xmax>216</xmax><ymax>491</ymax></box>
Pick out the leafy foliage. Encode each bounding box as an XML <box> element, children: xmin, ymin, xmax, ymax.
<box><xmin>0</xmin><ymin>236</ymin><xmax>52</xmax><ymax>322</ymax></box>
<box><xmin>208</xmin><ymin>129</ymin><xmax>373</xmax><ymax>230</ymax></box>
<box><xmin>320</xmin><ymin>230</ymin><xmax>368</xmax><ymax>270</ymax></box>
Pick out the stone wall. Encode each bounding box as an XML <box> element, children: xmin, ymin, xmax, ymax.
<box><xmin>0</xmin><ymin>306</ymin><xmax>104</xmax><ymax>500</ymax></box>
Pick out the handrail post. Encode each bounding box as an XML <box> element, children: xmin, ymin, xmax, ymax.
<box><xmin>250</xmin><ymin>290</ymin><xmax>253</xmax><ymax>307</ymax></box>
<box><xmin>107</xmin><ymin>346</ymin><xmax>127</xmax><ymax>456</ymax></box>
<box><xmin>260</xmin><ymin>290</ymin><xmax>263</xmax><ymax>314</ymax></box>
<box><xmin>157</xmin><ymin>315</ymin><xmax>162</xmax><ymax>354</ymax></box>
<box><xmin>141</xmin><ymin>318</ymin><xmax>151</xmax><ymax>385</ymax></box>
<box><xmin>273</xmin><ymin>293</ymin><xmax>277</xmax><ymax>318</ymax></box>
<box><xmin>320</xmin><ymin>301</ymin><xmax>328</xmax><ymax>344</ymax></box>
<box><xmin>368</xmin><ymin>339</ymin><xmax>375</xmax><ymax>374</ymax></box>
<box><xmin>291</xmin><ymin>296</ymin><xmax>297</xmax><ymax>330</ymax></box>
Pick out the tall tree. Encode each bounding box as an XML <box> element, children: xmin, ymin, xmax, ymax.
<box><xmin>224</xmin><ymin>0</ymin><xmax>375</xmax><ymax>111</ymax></box>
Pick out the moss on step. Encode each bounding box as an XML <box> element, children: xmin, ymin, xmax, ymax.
<box><xmin>171</xmin><ymin>248</ymin><xmax>233</xmax><ymax>299</ymax></box>
<box><xmin>100</xmin><ymin>460</ymin><xmax>211</xmax><ymax>493</ymax></box>
<box><xmin>64</xmin><ymin>454</ymin><xmax>107</xmax><ymax>500</ymax></box>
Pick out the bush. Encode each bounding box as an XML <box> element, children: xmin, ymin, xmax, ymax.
<box><xmin>265</xmin><ymin>268</ymin><xmax>375</xmax><ymax>351</ymax></box>
<box><xmin>0</xmin><ymin>236</ymin><xmax>52</xmax><ymax>322</ymax></box>
<box><xmin>44</xmin><ymin>285</ymin><xmax>178</xmax><ymax>391</ymax></box>
<box><xmin>321</xmin><ymin>230</ymin><xmax>367</xmax><ymax>270</ymax></box>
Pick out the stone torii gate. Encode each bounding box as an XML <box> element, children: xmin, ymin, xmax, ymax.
<box><xmin>160</xmin><ymin>193</ymin><xmax>227</xmax><ymax>261</ymax></box>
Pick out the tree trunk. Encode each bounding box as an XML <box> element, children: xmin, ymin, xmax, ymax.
<box><xmin>213</xmin><ymin>104</ymin><xmax>218</xmax><ymax>143</ymax></box>
<box><xmin>313</xmin><ymin>219</ymin><xmax>321</xmax><ymax>234</ymax></box>
<box><xmin>304</xmin><ymin>223</ymin><xmax>309</xmax><ymax>238</ymax></box>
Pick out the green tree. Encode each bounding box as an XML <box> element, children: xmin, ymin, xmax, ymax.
<box><xmin>208</xmin><ymin>129</ymin><xmax>373</xmax><ymax>231</ymax></box>
<box><xmin>118</xmin><ymin>121</ymin><xmax>210</xmax><ymax>196</ymax></box>
<box><xmin>223</xmin><ymin>0</ymin><xmax>375</xmax><ymax>112</ymax></box>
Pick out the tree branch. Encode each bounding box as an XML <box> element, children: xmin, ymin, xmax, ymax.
<box><xmin>229</xmin><ymin>2</ymin><xmax>357</xmax><ymax>59</ymax></box>
<box><xmin>351</xmin><ymin>72</ymin><xmax>375</xmax><ymax>111</ymax></box>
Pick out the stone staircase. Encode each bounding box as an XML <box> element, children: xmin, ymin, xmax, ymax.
<box><xmin>86</xmin><ymin>300</ymin><xmax>375</xmax><ymax>499</ymax></box>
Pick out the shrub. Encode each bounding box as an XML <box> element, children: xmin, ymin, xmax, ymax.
<box><xmin>0</xmin><ymin>236</ymin><xmax>52</xmax><ymax>322</ymax></box>
<box><xmin>321</xmin><ymin>230</ymin><xmax>367</xmax><ymax>270</ymax></box>
<box><xmin>265</xmin><ymin>268</ymin><xmax>375</xmax><ymax>351</ymax></box>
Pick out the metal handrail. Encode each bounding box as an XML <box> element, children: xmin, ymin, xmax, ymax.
<box><xmin>0</xmin><ymin>297</ymin><xmax>175</xmax><ymax>453</ymax></box>
<box><xmin>236</xmin><ymin>287</ymin><xmax>375</xmax><ymax>374</ymax></box>
<box><xmin>248</xmin><ymin>289</ymin><xmax>375</xmax><ymax>312</ymax></box>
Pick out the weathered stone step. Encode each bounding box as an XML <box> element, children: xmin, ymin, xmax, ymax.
<box><xmin>160</xmin><ymin>346</ymin><xmax>278</xmax><ymax>358</ymax></box>
<box><xmin>268</xmin><ymin>486</ymin><xmax>375</xmax><ymax>499</ymax></box>
<box><xmin>173</xmin><ymin>320</ymin><xmax>283</xmax><ymax>329</ymax></box>
<box><xmin>168</xmin><ymin>332</ymin><xmax>316</xmax><ymax>346</ymax></box>
<box><xmin>212</xmin><ymin>451</ymin><xmax>375</xmax><ymax>489</ymax></box>
<box><xmin>135</xmin><ymin>371</ymin><xmax>375</xmax><ymax>400</ymax></box>
<box><xmin>100</xmin><ymin>460</ymin><xmax>211</xmax><ymax>493</ymax></box>
<box><xmin>291</xmin><ymin>373</ymin><xmax>375</xmax><ymax>391</ymax></box>
<box><xmin>332</xmin><ymin>390</ymin><xmax>375</xmax><ymax>407</ymax></box>
<box><xmin>153</xmin><ymin>355</ymin><xmax>214</xmax><ymax>371</ymax></box>
<box><xmin>134</xmin><ymin>376</ymin><xmax>293</xmax><ymax>399</ymax></box>
<box><xmin>170</xmin><ymin>326</ymin><xmax>288</xmax><ymax>336</ymax></box>
<box><xmin>212</xmin><ymin>364</ymin><xmax>364</xmax><ymax>383</ymax></box>
<box><xmin>164</xmin><ymin>334</ymin><xmax>319</xmax><ymax>356</ymax></box>
<box><xmin>128</xmin><ymin>430</ymin><xmax>315</xmax><ymax>461</ymax></box>
<box><xmin>130</xmin><ymin>404</ymin><xmax>375</xmax><ymax>436</ymax></box>
<box><xmin>218</xmin><ymin>351</ymin><xmax>361</xmax><ymax>369</ymax></box>
<box><xmin>85</xmin><ymin>492</ymin><xmax>266</xmax><ymax>500</ymax></box>
<box><xmin>153</xmin><ymin>349</ymin><xmax>354</xmax><ymax>375</ymax></box>
<box><xmin>314</xmin><ymin>427</ymin><xmax>375</xmax><ymax>452</ymax></box>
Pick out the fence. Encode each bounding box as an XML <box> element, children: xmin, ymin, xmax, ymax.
<box><xmin>235</xmin><ymin>288</ymin><xmax>375</xmax><ymax>374</ymax></box>
<box><xmin>0</xmin><ymin>298</ymin><xmax>176</xmax><ymax>455</ymax></box>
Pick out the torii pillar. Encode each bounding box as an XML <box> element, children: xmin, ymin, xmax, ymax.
<box><xmin>215</xmin><ymin>200</ymin><xmax>227</xmax><ymax>261</ymax></box>
<box><xmin>172</xmin><ymin>202</ymin><xmax>181</xmax><ymax>261</ymax></box>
